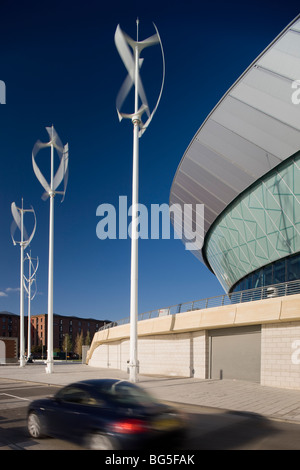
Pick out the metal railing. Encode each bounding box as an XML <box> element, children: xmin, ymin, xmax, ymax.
<box><xmin>99</xmin><ymin>278</ymin><xmax>300</xmax><ymax>331</ymax></box>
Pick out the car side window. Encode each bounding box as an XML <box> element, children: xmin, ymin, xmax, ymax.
<box><xmin>56</xmin><ymin>387</ymin><xmax>97</xmax><ymax>406</ymax></box>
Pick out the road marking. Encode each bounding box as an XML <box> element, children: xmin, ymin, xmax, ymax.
<box><xmin>0</xmin><ymin>393</ymin><xmax>30</xmax><ymax>401</ymax></box>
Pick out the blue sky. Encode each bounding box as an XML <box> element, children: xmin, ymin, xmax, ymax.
<box><xmin>0</xmin><ymin>0</ymin><xmax>299</xmax><ymax>322</ymax></box>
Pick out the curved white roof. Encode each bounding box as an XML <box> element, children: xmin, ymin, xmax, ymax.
<box><xmin>170</xmin><ymin>15</ymin><xmax>300</xmax><ymax>266</ymax></box>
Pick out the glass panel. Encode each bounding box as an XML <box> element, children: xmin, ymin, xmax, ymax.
<box><xmin>256</xmin><ymin>269</ymin><xmax>264</xmax><ymax>288</ymax></box>
<box><xmin>274</xmin><ymin>259</ymin><xmax>286</xmax><ymax>284</ymax></box>
<box><xmin>252</xmin><ymin>271</ymin><xmax>259</xmax><ymax>289</ymax></box>
<box><xmin>264</xmin><ymin>265</ymin><xmax>273</xmax><ymax>286</ymax></box>
<box><xmin>288</xmin><ymin>255</ymin><xmax>300</xmax><ymax>281</ymax></box>
<box><xmin>245</xmin><ymin>276</ymin><xmax>252</xmax><ymax>290</ymax></box>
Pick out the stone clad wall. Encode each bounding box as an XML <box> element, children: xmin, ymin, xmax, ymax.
<box><xmin>88</xmin><ymin>294</ymin><xmax>300</xmax><ymax>390</ymax></box>
<box><xmin>261</xmin><ymin>321</ymin><xmax>300</xmax><ymax>389</ymax></box>
<box><xmin>89</xmin><ymin>331</ymin><xmax>207</xmax><ymax>378</ymax></box>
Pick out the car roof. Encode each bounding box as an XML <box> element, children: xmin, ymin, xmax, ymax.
<box><xmin>66</xmin><ymin>378</ymin><xmax>129</xmax><ymax>388</ymax></box>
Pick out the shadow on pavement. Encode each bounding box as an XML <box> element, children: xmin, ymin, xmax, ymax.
<box><xmin>180</xmin><ymin>410</ymin><xmax>288</xmax><ymax>450</ymax></box>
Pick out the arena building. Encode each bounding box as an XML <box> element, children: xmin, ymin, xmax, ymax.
<box><xmin>170</xmin><ymin>15</ymin><xmax>300</xmax><ymax>295</ymax></box>
<box><xmin>88</xmin><ymin>15</ymin><xmax>300</xmax><ymax>389</ymax></box>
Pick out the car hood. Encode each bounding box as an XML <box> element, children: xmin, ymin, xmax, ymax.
<box><xmin>28</xmin><ymin>396</ymin><xmax>55</xmax><ymax>410</ymax></box>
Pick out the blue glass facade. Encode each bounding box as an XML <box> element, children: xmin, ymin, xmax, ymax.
<box><xmin>232</xmin><ymin>252</ymin><xmax>300</xmax><ymax>293</ymax></box>
<box><xmin>204</xmin><ymin>152</ymin><xmax>300</xmax><ymax>293</ymax></box>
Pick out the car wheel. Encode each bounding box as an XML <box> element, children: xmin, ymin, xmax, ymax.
<box><xmin>27</xmin><ymin>411</ymin><xmax>44</xmax><ymax>439</ymax></box>
<box><xmin>88</xmin><ymin>432</ymin><xmax>118</xmax><ymax>450</ymax></box>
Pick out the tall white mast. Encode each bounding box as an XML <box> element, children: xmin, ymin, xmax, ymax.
<box><xmin>115</xmin><ymin>19</ymin><xmax>165</xmax><ymax>382</ymax></box>
<box><xmin>129</xmin><ymin>18</ymin><xmax>140</xmax><ymax>383</ymax></box>
<box><xmin>24</xmin><ymin>251</ymin><xmax>39</xmax><ymax>360</ymax></box>
<box><xmin>47</xmin><ymin>126</ymin><xmax>55</xmax><ymax>374</ymax></box>
<box><xmin>20</xmin><ymin>199</ymin><xmax>25</xmax><ymax>367</ymax></box>
<box><xmin>11</xmin><ymin>200</ymin><xmax>36</xmax><ymax>367</ymax></box>
<box><xmin>32</xmin><ymin>125</ymin><xmax>69</xmax><ymax>374</ymax></box>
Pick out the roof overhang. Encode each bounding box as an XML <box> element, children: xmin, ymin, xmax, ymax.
<box><xmin>170</xmin><ymin>15</ymin><xmax>300</xmax><ymax>268</ymax></box>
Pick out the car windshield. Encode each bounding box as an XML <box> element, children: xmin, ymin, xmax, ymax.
<box><xmin>95</xmin><ymin>381</ymin><xmax>158</xmax><ymax>406</ymax></box>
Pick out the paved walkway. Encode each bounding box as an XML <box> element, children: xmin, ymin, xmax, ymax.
<box><xmin>1</xmin><ymin>362</ymin><xmax>300</xmax><ymax>424</ymax></box>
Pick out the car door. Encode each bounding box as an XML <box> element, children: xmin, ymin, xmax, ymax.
<box><xmin>48</xmin><ymin>386</ymin><xmax>97</xmax><ymax>442</ymax></box>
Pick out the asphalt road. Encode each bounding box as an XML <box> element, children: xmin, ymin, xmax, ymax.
<box><xmin>1</xmin><ymin>378</ymin><xmax>300</xmax><ymax>451</ymax></box>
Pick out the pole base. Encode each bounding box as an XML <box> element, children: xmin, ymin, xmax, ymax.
<box><xmin>45</xmin><ymin>361</ymin><xmax>53</xmax><ymax>374</ymax></box>
<box><xmin>128</xmin><ymin>363</ymin><xmax>139</xmax><ymax>383</ymax></box>
<box><xmin>19</xmin><ymin>357</ymin><xmax>26</xmax><ymax>368</ymax></box>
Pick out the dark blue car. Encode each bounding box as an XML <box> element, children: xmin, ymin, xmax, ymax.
<box><xmin>27</xmin><ymin>378</ymin><xmax>186</xmax><ymax>450</ymax></box>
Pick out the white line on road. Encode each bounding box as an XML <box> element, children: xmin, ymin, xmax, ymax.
<box><xmin>0</xmin><ymin>393</ymin><xmax>30</xmax><ymax>401</ymax></box>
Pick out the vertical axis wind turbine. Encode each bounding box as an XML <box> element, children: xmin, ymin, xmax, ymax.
<box><xmin>115</xmin><ymin>19</ymin><xmax>165</xmax><ymax>382</ymax></box>
<box><xmin>32</xmin><ymin>125</ymin><xmax>69</xmax><ymax>374</ymax></box>
<box><xmin>11</xmin><ymin>199</ymin><xmax>36</xmax><ymax>367</ymax></box>
<box><xmin>23</xmin><ymin>251</ymin><xmax>39</xmax><ymax>360</ymax></box>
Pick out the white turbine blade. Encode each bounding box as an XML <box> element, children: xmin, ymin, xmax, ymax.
<box><xmin>23</xmin><ymin>224</ymin><xmax>29</xmax><ymax>243</ymax></box>
<box><xmin>33</xmin><ymin>127</ymin><xmax>68</xmax><ymax>200</ymax></box>
<box><xmin>120</xmin><ymin>29</ymin><xmax>159</xmax><ymax>52</ymax></box>
<box><xmin>116</xmin><ymin>76</ymin><xmax>150</xmax><ymax>119</ymax></box>
<box><xmin>32</xmin><ymin>140</ymin><xmax>52</xmax><ymax>195</ymax></box>
<box><xmin>121</xmin><ymin>29</ymin><xmax>137</xmax><ymax>51</ymax></box>
<box><xmin>53</xmin><ymin>143</ymin><xmax>69</xmax><ymax>201</ymax></box>
<box><xmin>11</xmin><ymin>202</ymin><xmax>21</xmax><ymax>229</ymax></box>
<box><xmin>31</xmin><ymin>278</ymin><xmax>37</xmax><ymax>300</ymax></box>
<box><xmin>116</xmin><ymin>73</ymin><xmax>134</xmax><ymax>114</ymax></box>
<box><xmin>41</xmin><ymin>191</ymin><xmax>50</xmax><ymax>201</ymax></box>
<box><xmin>139</xmin><ymin>23</ymin><xmax>165</xmax><ymax>137</ymax></box>
<box><xmin>47</xmin><ymin>127</ymin><xmax>68</xmax><ymax>198</ymax></box>
<box><xmin>137</xmin><ymin>76</ymin><xmax>150</xmax><ymax>118</ymax></box>
<box><xmin>52</xmin><ymin>147</ymin><xmax>66</xmax><ymax>190</ymax></box>
<box><xmin>11</xmin><ymin>202</ymin><xmax>28</xmax><ymax>243</ymax></box>
<box><xmin>138</xmin><ymin>33</ymin><xmax>159</xmax><ymax>51</ymax></box>
<box><xmin>116</xmin><ymin>110</ymin><xmax>133</xmax><ymax>121</ymax></box>
<box><xmin>24</xmin><ymin>207</ymin><xmax>36</xmax><ymax>249</ymax></box>
<box><xmin>116</xmin><ymin>59</ymin><xmax>145</xmax><ymax>115</ymax></box>
<box><xmin>117</xmin><ymin>104</ymin><xmax>148</xmax><ymax>123</ymax></box>
<box><xmin>62</xmin><ymin>143</ymin><xmax>69</xmax><ymax>201</ymax></box>
<box><xmin>46</xmin><ymin>126</ymin><xmax>64</xmax><ymax>161</ymax></box>
<box><xmin>31</xmin><ymin>256</ymin><xmax>39</xmax><ymax>279</ymax></box>
<box><xmin>115</xmin><ymin>25</ymin><xmax>150</xmax><ymax>119</ymax></box>
<box><xmin>10</xmin><ymin>219</ymin><xmax>18</xmax><ymax>245</ymax></box>
<box><xmin>10</xmin><ymin>218</ymin><xmax>28</xmax><ymax>245</ymax></box>
<box><xmin>115</xmin><ymin>25</ymin><xmax>136</xmax><ymax>115</ymax></box>
<box><xmin>115</xmin><ymin>25</ymin><xmax>135</xmax><ymax>81</ymax></box>
<box><xmin>46</xmin><ymin>126</ymin><xmax>62</xmax><ymax>150</ymax></box>
<box><xmin>23</xmin><ymin>276</ymin><xmax>29</xmax><ymax>295</ymax></box>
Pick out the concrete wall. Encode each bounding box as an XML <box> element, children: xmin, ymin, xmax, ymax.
<box><xmin>88</xmin><ymin>294</ymin><xmax>300</xmax><ymax>390</ymax></box>
<box><xmin>88</xmin><ymin>331</ymin><xmax>207</xmax><ymax>378</ymax></box>
<box><xmin>261</xmin><ymin>322</ymin><xmax>300</xmax><ymax>389</ymax></box>
<box><xmin>0</xmin><ymin>337</ymin><xmax>18</xmax><ymax>364</ymax></box>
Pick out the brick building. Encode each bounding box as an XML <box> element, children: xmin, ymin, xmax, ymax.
<box><xmin>0</xmin><ymin>337</ymin><xmax>18</xmax><ymax>363</ymax></box>
<box><xmin>31</xmin><ymin>313</ymin><xmax>110</xmax><ymax>353</ymax></box>
<box><xmin>0</xmin><ymin>311</ymin><xmax>110</xmax><ymax>358</ymax></box>
<box><xmin>0</xmin><ymin>312</ymin><xmax>27</xmax><ymax>340</ymax></box>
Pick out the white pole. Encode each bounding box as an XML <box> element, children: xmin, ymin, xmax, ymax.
<box><xmin>27</xmin><ymin>253</ymin><xmax>32</xmax><ymax>360</ymax></box>
<box><xmin>46</xmin><ymin>130</ymin><xmax>54</xmax><ymax>374</ymax></box>
<box><xmin>19</xmin><ymin>200</ymin><xmax>25</xmax><ymax>367</ymax></box>
<box><xmin>129</xmin><ymin>19</ymin><xmax>140</xmax><ymax>383</ymax></box>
